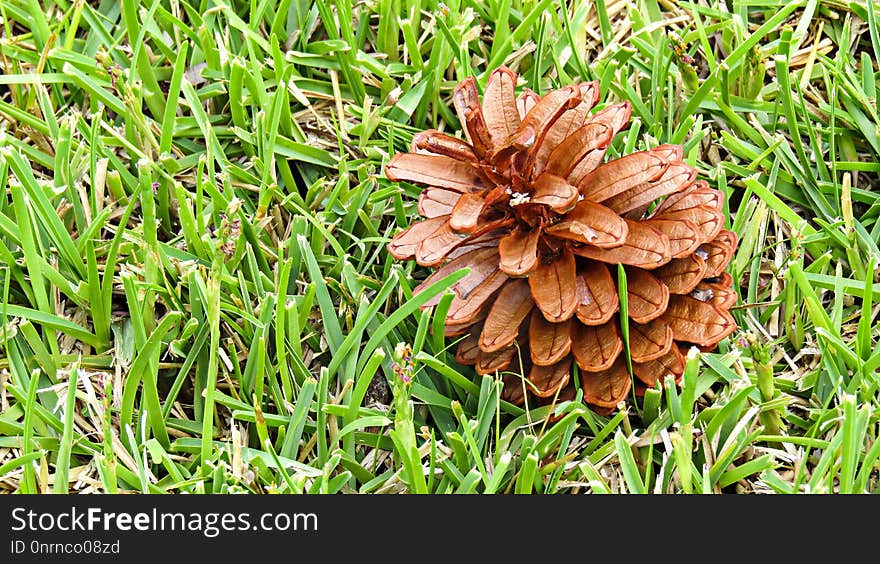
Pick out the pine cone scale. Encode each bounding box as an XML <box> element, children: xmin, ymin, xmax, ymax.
<box><xmin>575</xmin><ymin>262</ymin><xmax>619</xmax><ymax>326</ymax></box>
<box><xmin>633</xmin><ymin>346</ymin><xmax>685</xmax><ymax>388</ymax></box>
<box><xmin>477</xmin><ymin>346</ymin><xmax>516</xmax><ymax>375</ymax></box>
<box><xmin>625</xmin><ymin>267</ymin><xmax>670</xmax><ymax>323</ymax></box>
<box><xmin>544</xmin><ymin>199</ymin><xmax>629</xmax><ymax>247</ymax></box>
<box><xmin>418</xmin><ymin>187</ymin><xmax>461</xmax><ymax>218</ymax></box>
<box><xmin>498</xmin><ymin>228</ymin><xmax>541</xmax><ymax>277</ymax></box>
<box><xmin>529</xmin><ymin>173</ymin><xmax>580</xmax><ymax>211</ymax></box>
<box><xmin>445</xmin><ymin>270</ymin><xmax>507</xmax><ymax>326</ymax></box>
<box><xmin>653</xmin><ymin>254</ymin><xmax>708</xmax><ymax>294</ymax></box>
<box><xmin>644</xmin><ymin>218</ymin><xmax>702</xmax><ymax>259</ymax></box>
<box><xmin>528</xmin><ymin>249</ymin><xmax>579</xmax><ymax>323</ymax></box>
<box><xmin>542</xmin><ymin>121</ymin><xmax>612</xmax><ymax>177</ymax></box>
<box><xmin>578</xmin><ymin>147</ymin><xmax>676</xmax><ymax>203</ymax></box>
<box><xmin>629</xmin><ymin>319</ymin><xmax>675</xmax><ymax>363</ymax></box>
<box><xmin>532</xmin><ymin>82</ymin><xmax>601</xmax><ymax>168</ymax></box>
<box><xmin>571</xmin><ymin>320</ymin><xmax>623</xmax><ymax>372</ymax></box>
<box><xmin>528</xmin><ymin>357</ymin><xmax>572</xmax><ymax>398</ymax></box>
<box><xmin>605</xmin><ymin>162</ymin><xmax>697</xmax><ymax>215</ymax></box>
<box><xmin>478</xmin><ymin>278</ymin><xmax>534</xmax><ymax>352</ymax></box>
<box><xmin>414</xmin><ymin>220</ymin><xmax>465</xmax><ymax>266</ymax></box>
<box><xmin>572</xmin><ymin>219</ymin><xmax>671</xmax><ymax>269</ymax></box>
<box><xmin>581</xmin><ymin>358</ymin><xmax>632</xmax><ymax>407</ymax></box>
<box><xmin>387</xmin><ymin>216</ymin><xmax>447</xmax><ymax>260</ymax></box>
<box><xmin>411</xmin><ymin>130</ymin><xmax>478</xmax><ymax>161</ymax></box>
<box><xmin>661</xmin><ymin>295</ymin><xmax>737</xmax><ymax>347</ymax></box>
<box><xmin>449</xmin><ymin>192</ymin><xmax>489</xmax><ymax>232</ymax></box>
<box><xmin>529</xmin><ymin>312</ymin><xmax>573</xmax><ymax>366</ymax></box>
<box><xmin>513</xmin><ymin>85</ymin><xmax>581</xmax><ymax>150</ymax></box>
<box><xmin>482</xmin><ymin>67</ymin><xmax>521</xmax><ymax>146</ymax></box>
<box><xmin>385</xmin><ymin>153</ymin><xmax>486</xmax><ymax>192</ymax></box>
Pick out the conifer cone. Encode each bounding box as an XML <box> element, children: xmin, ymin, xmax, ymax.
<box><xmin>386</xmin><ymin>67</ymin><xmax>738</xmax><ymax>414</ymax></box>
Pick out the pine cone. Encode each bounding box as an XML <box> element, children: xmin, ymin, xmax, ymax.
<box><xmin>386</xmin><ymin>67</ymin><xmax>738</xmax><ymax>414</ymax></box>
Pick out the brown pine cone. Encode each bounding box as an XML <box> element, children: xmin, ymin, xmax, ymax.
<box><xmin>386</xmin><ymin>67</ymin><xmax>738</xmax><ymax>414</ymax></box>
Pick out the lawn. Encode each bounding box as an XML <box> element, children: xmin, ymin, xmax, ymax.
<box><xmin>0</xmin><ymin>0</ymin><xmax>878</xmax><ymax>494</ymax></box>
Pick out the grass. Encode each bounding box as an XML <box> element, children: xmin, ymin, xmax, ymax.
<box><xmin>0</xmin><ymin>0</ymin><xmax>877</xmax><ymax>494</ymax></box>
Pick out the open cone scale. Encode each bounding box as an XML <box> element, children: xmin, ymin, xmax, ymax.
<box><xmin>386</xmin><ymin>67</ymin><xmax>738</xmax><ymax>414</ymax></box>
